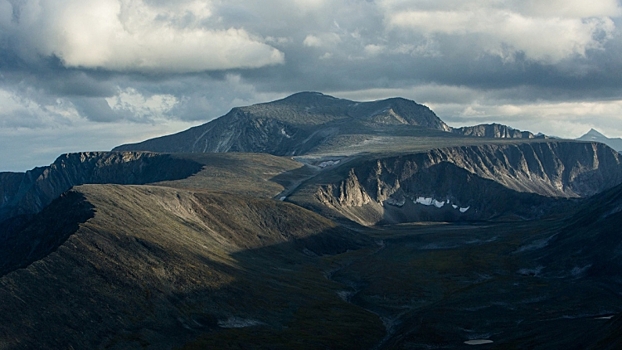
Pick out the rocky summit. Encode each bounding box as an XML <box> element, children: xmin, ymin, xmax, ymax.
<box><xmin>2</xmin><ymin>92</ymin><xmax>622</xmax><ymax>349</ymax></box>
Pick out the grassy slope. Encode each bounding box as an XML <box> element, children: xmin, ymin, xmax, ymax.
<box><xmin>0</xmin><ymin>184</ymin><xmax>382</xmax><ymax>349</ymax></box>
<box><xmin>153</xmin><ymin>153</ymin><xmax>306</xmax><ymax>198</ymax></box>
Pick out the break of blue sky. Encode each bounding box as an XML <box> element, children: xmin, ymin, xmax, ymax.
<box><xmin>1</xmin><ymin>0</ymin><xmax>622</xmax><ymax>171</ymax></box>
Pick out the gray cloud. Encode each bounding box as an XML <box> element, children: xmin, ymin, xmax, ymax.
<box><xmin>1</xmin><ymin>0</ymin><xmax>622</xmax><ymax>171</ymax></box>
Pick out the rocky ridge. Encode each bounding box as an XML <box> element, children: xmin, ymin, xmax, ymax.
<box><xmin>452</xmin><ymin>123</ymin><xmax>544</xmax><ymax>139</ymax></box>
<box><xmin>310</xmin><ymin>141</ymin><xmax>622</xmax><ymax>224</ymax></box>
<box><xmin>0</xmin><ymin>152</ymin><xmax>203</xmax><ymax>224</ymax></box>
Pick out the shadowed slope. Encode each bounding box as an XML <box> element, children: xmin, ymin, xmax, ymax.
<box><xmin>0</xmin><ymin>184</ymin><xmax>379</xmax><ymax>349</ymax></box>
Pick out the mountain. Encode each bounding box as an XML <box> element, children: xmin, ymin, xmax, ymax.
<box><xmin>114</xmin><ymin>92</ymin><xmax>547</xmax><ymax>157</ymax></box>
<box><xmin>578</xmin><ymin>128</ymin><xmax>622</xmax><ymax>152</ymax></box>
<box><xmin>2</xmin><ymin>92</ymin><xmax>622</xmax><ymax>349</ymax></box>
<box><xmin>113</xmin><ymin>92</ymin><xmax>451</xmax><ymax>156</ymax></box>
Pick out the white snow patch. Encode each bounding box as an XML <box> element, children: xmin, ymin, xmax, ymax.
<box><xmin>218</xmin><ymin>317</ymin><xmax>262</xmax><ymax>328</ymax></box>
<box><xmin>595</xmin><ymin>315</ymin><xmax>615</xmax><ymax>320</ymax></box>
<box><xmin>279</xmin><ymin>196</ymin><xmax>287</xmax><ymax>201</ymax></box>
<box><xmin>514</xmin><ymin>235</ymin><xmax>556</xmax><ymax>253</ymax></box>
<box><xmin>337</xmin><ymin>290</ymin><xmax>354</xmax><ymax>302</ymax></box>
<box><xmin>433</xmin><ymin>199</ymin><xmax>445</xmax><ymax>208</ymax></box>
<box><xmin>415</xmin><ymin>197</ymin><xmax>433</xmax><ymax>206</ymax></box>
<box><xmin>280</xmin><ymin>128</ymin><xmax>292</xmax><ymax>138</ymax></box>
<box><xmin>414</xmin><ymin>197</ymin><xmax>470</xmax><ymax>213</ymax></box>
<box><xmin>464</xmin><ymin>339</ymin><xmax>494</xmax><ymax>345</ymax></box>
<box><xmin>571</xmin><ymin>264</ymin><xmax>592</xmax><ymax>276</ymax></box>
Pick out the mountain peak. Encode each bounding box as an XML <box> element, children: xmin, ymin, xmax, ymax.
<box><xmin>277</xmin><ymin>91</ymin><xmax>339</xmax><ymax>103</ymax></box>
<box><xmin>577</xmin><ymin>128</ymin><xmax>622</xmax><ymax>152</ymax></box>
<box><xmin>581</xmin><ymin>128</ymin><xmax>606</xmax><ymax>139</ymax></box>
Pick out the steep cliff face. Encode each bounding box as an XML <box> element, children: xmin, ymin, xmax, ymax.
<box><xmin>0</xmin><ymin>173</ymin><xmax>24</xmax><ymax>206</ymax></box>
<box><xmin>0</xmin><ymin>152</ymin><xmax>203</xmax><ymax>223</ymax></box>
<box><xmin>452</xmin><ymin>123</ymin><xmax>544</xmax><ymax>139</ymax></box>
<box><xmin>314</xmin><ymin>141</ymin><xmax>622</xmax><ymax>224</ymax></box>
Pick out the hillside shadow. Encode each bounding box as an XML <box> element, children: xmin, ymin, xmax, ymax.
<box><xmin>0</xmin><ymin>220</ymin><xmax>385</xmax><ymax>349</ymax></box>
<box><xmin>0</xmin><ymin>191</ymin><xmax>94</xmax><ymax>277</ymax></box>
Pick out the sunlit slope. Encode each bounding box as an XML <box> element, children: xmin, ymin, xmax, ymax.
<box><xmin>0</xmin><ymin>184</ymin><xmax>380</xmax><ymax>349</ymax></box>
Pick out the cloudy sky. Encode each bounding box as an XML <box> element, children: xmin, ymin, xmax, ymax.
<box><xmin>2</xmin><ymin>0</ymin><xmax>622</xmax><ymax>171</ymax></box>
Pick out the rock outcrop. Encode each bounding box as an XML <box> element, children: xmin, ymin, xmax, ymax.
<box><xmin>452</xmin><ymin>123</ymin><xmax>544</xmax><ymax>139</ymax></box>
<box><xmin>313</xmin><ymin>141</ymin><xmax>622</xmax><ymax>224</ymax></box>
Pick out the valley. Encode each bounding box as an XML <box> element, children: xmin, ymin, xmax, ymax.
<box><xmin>1</xmin><ymin>93</ymin><xmax>622</xmax><ymax>349</ymax></box>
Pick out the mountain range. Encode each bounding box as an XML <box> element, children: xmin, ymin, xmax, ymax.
<box><xmin>1</xmin><ymin>92</ymin><xmax>622</xmax><ymax>349</ymax></box>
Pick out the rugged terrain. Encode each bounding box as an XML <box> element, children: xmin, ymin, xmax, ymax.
<box><xmin>289</xmin><ymin>141</ymin><xmax>622</xmax><ymax>225</ymax></box>
<box><xmin>1</xmin><ymin>92</ymin><xmax>622</xmax><ymax>349</ymax></box>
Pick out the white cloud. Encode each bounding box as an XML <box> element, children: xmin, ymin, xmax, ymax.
<box><xmin>364</xmin><ymin>44</ymin><xmax>385</xmax><ymax>56</ymax></box>
<box><xmin>516</xmin><ymin>0</ymin><xmax>622</xmax><ymax>18</ymax></box>
<box><xmin>3</xmin><ymin>0</ymin><xmax>284</xmax><ymax>72</ymax></box>
<box><xmin>436</xmin><ymin>99</ymin><xmax>622</xmax><ymax>138</ymax></box>
<box><xmin>383</xmin><ymin>1</ymin><xmax>621</xmax><ymax>63</ymax></box>
<box><xmin>303</xmin><ymin>33</ymin><xmax>342</xmax><ymax>48</ymax></box>
<box><xmin>303</xmin><ymin>35</ymin><xmax>323</xmax><ymax>47</ymax></box>
<box><xmin>106</xmin><ymin>88</ymin><xmax>179</xmax><ymax>121</ymax></box>
<box><xmin>0</xmin><ymin>88</ymin><xmax>81</xmax><ymax>128</ymax></box>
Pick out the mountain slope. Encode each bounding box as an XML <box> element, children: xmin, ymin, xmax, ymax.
<box><xmin>578</xmin><ymin>128</ymin><xmax>622</xmax><ymax>152</ymax></box>
<box><xmin>0</xmin><ymin>184</ymin><xmax>379</xmax><ymax>349</ymax></box>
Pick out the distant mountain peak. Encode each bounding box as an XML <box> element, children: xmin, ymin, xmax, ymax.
<box><xmin>577</xmin><ymin>128</ymin><xmax>622</xmax><ymax>152</ymax></box>
<box><xmin>581</xmin><ymin>128</ymin><xmax>606</xmax><ymax>139</ymax></box>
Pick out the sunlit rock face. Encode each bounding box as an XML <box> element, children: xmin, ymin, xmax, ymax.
<box><xmin>314</xmin><ymin>142</ymin><xmax>622</xmax><ymax>224</ymax></box>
